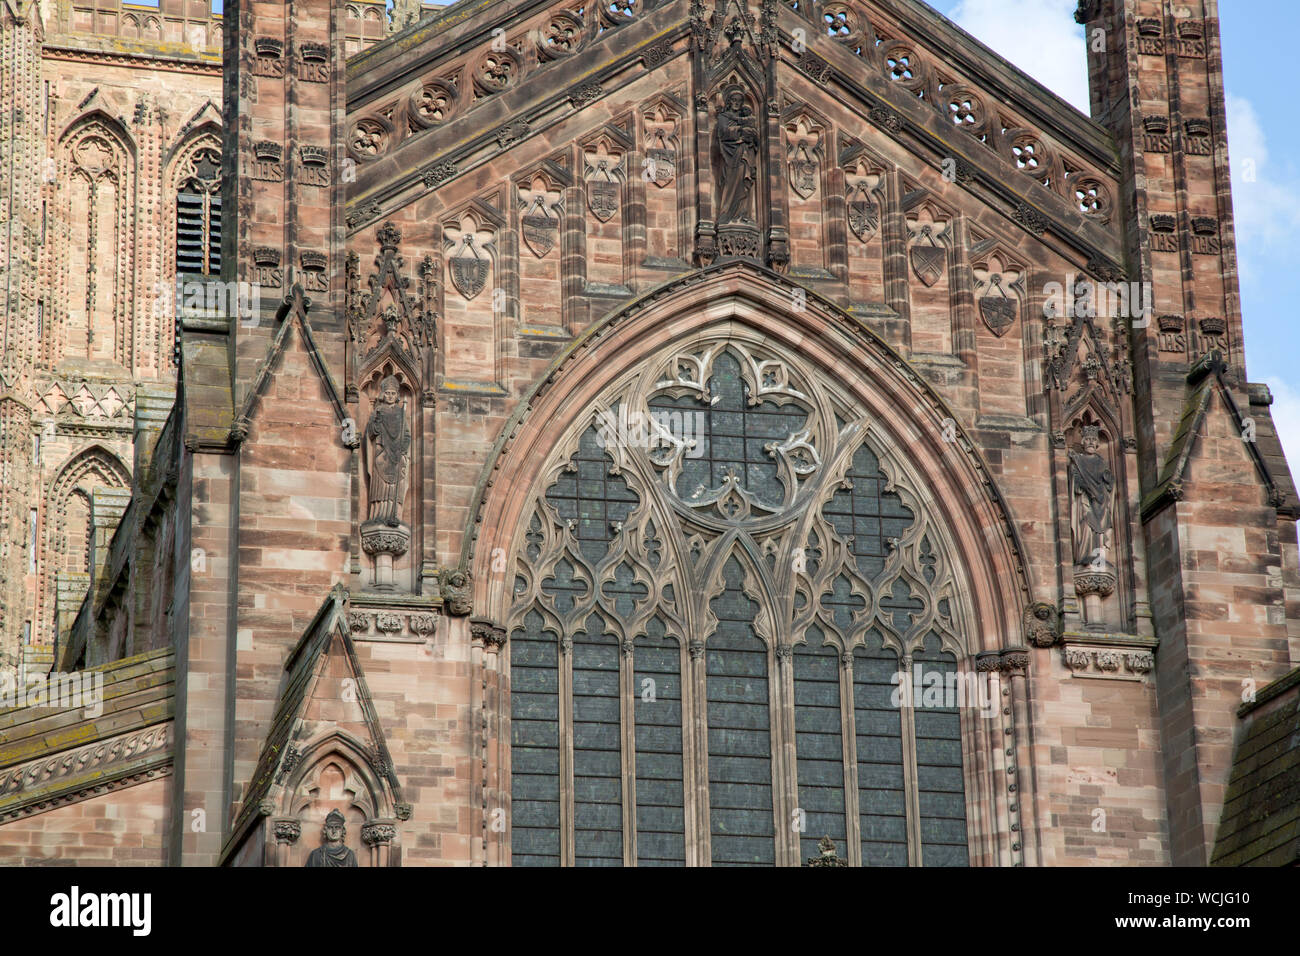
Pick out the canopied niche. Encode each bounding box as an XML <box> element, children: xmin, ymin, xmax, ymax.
<box><xmin>346</xmin><ymin>222</ymin><xmax>437</xmax><ymax>594</ymax></box>
<box><xmin>274</xmin><ymin>735</ymin><xmax>401</xmax><ymax>867</ymax></box>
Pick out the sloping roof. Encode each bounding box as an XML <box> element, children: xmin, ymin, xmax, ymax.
<box><xmin>1141</xmin><ymin>351</ymin><xmax>1300</xmax><ymax>520</ymax></box>
<box><xmin>1211</xmin><ymin>667</ymin><xmax>1300</xmax><ymax>867</ymax></box>
<box><xmin>0</xmin><ymin>647</ymin><xmax>175</xmax><ymax>820</ymax></box>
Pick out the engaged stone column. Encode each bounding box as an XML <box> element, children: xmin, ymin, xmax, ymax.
<box><xmin>361</xmin><ymin>819</ymin><xmax>397</xmax><ymax>867</ymax></box>
<box><xmin>271</xmin><ymin>818</ymin><xmax>301</xmax><ymax>867</ymax></box>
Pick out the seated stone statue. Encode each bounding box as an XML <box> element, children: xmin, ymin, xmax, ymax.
<box><xmin>305</xmin><ymin>809</ymin><xmax>358</xmax><ymax>867</ymax></box>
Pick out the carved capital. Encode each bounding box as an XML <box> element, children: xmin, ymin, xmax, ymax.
<box><xmin>361</xmin><ymin>822</ymin><xmax>397</xmax><ymax>846</ymax></box>
<box><xmin>273</xmin><ymin>819</ymin><xmax>302</xmax><ymax>844</ymax></box>
<box><xmin>471</xmin><ymin>619</ymin><xmax>507</xmax><ymax>650</ymax></box>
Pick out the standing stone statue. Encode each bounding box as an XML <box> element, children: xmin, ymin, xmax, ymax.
<box><xmin>365</xmin><ymin>375</ymin><xmax>411</xmax><ymax>527</ymax></box>
<box><xmin>715</xmin><ymin>87</ymin><xmax>759</xmax><ymax>225</ymax></box>
<box><xmin>1068</xmin><ymin>425</ymin><xmax>1115</xmax><ymax>570</ymax></box>
<box><xmin>305</xmin><ymin>809</ymin><xmax>358</xmax><ymax>867</ymax></box>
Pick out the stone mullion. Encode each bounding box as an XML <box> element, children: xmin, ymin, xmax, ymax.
<box><xmin>882</xmin><ymin>168</ymin><xmax>912</xmax><ymax>355</ymax></box>
<box><xmin>762</xmin><ymin>76</ymin><xmax>789</xmax><ymax>271</ymax></box>
<box><xmin>824</xmin><ymin>164</ymin><xmax>850</xmax><ymax>306</ymax></box>
<box><xmin>897</xmin><ymin>651</ymin><xmax>922</xmax><ymax>866</ymax></box>
<box><xmin>419</xmin><ymin>393</ymin><xmax>436</xmax><ymax>595</ymax></box>
<box><xmin>686</xmin><ymin>636</ymin><xmax>709</xmax><ymax>865</ymax></box>
<box><xmin>498</xmin><ymin>194</ymin><xmax>520</xmax><ymax>387</ymax></box>
<box><xmin>561</xmin><ymin>183</ymin><xmax>584</xmax><ymax>336</ymax></box>
<box><xmin>558</xmin><ymin>634</ymin><xmax>575</xmax><ymax>866</ymax></box>
<box><xmin>771</xmin><ymin>646</ymin><xmax>797</xmax><ymax>866</ymax></box>
<box><xmin>676</xmin><ymin>637</ymin><xmax>701</xmax><ymax>867</ymax></box>
<box><xmin>619</xmin><ymin>639</ymin><xmax>637</xmax><ymax>866</ymax></box>
<box><xmin>838</xmin><ymin>651</ymin><xmax>863</xmax><ymax>867</ymax></box>
<box><xmin>950</xmin><ymin>214</ymin><xmax>978</xmax><ymax>395</ymax></box>
<box><xmin>622</xmin><ymin>148</ymin><xmax>645</xmax><ymax>294</ymax></box>
<box><xmin>689</xmin><ymin>54</ymin><xmax>715</xmax><ymax>265</ymax></box>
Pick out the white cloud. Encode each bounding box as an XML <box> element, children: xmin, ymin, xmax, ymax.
<box><xmin>1225</xmin><ymin>94</ymin><xmax>1300</xmax><ymax>281</ymax></box>
<box><xmin>945</xmin><ymin>0</ymin><xmax>1090</xmax><ymax>111</ymax></box>
<box><xmin>1263</xmin><ymin>379</ymin><xmax>1300</xmax><ymax>471</ymax></box>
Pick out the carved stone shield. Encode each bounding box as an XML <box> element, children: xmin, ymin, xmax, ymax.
<box><xmin>910</xmin><ymin>245</ymin><xmax>946</xmax><ymax>287</ymax></box>
<box><xmin>790</xmin><ymin>160</ymin><xmax>817</xmax><ymax>199</ymax></box>
<box><xmin>847</xmin><ymin>199</ymin><xmax>878</xmax><ymax>240</ymax></box>
<box><xmin>979</xmin><ymin>295</ymin><xmax>1018</xmax><ymax>336</ymax></box>
<box><xmin>449</xmin><ymin>256</ymin><xmax>488</xmax><ymax>299</ymax></box>
<box><xmin>646</xmin><ymin>148</ymin><xmax>675</xmax><ymax>186</ymax></box>
<box><xmin>589</xmin><ymin>181</ymin><xmax>619</xmax><ymax>222</ymax></box>
<box><xmin>521</xmin><ymin>214</ymin><xmax>557</xmax><ymax>257</ymax></box>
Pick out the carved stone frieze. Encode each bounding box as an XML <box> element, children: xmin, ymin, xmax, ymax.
<box><xmin>346</xmin><ymin>602</ymin><xmax>441</xmax><ymax>641</ymax></box>
<box><xmin>1061</xmin><ymin>638</ymin><xmax>1155</xmax><ymax>680</ymax></box>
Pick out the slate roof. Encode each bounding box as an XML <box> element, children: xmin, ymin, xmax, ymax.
<box><xmin>1211</xmin><ymin>667</ymin><xmax>1300</xmax><ymax>867</ymax></box>
<box><xmin>0</xmin><ymin>647</ymin><xmax>175</xmax><ymax>818</ymax></box>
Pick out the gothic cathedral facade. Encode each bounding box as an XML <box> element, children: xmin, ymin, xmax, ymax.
<box><xmin>0</xmin><ymin>0</ymin><xmax>1296</xmax><ymax>867</ymax></box>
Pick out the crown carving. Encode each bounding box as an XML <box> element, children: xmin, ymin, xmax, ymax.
<box><xmin>254</xmin><ymin>37</ymin><xmax>283</xmax><ymax>58</ymax></box>
<box><xmin>1157</xmin><ymin>314</ymin><xmax>1184</xmax><ymax>333</ymax></box>
<box><xmin>253</xmin><ymin>247</ymin><xmax>281</xmax><ymax>267</ymax></box>
<box><xmin>1191</xmin><ymin>216</ymin><xmax>1218</xmax><ymax>236</ymax></box>
<box><xmin>299</xmin><ymin>41</ymin><xmax>329</xmax><ymax>62</ymax></box>
<box><xmin>1137</xmin><ymin>18</ymin><xmax>1161</xmax><ymax>36</ymax></box>
<box><xmin>299</xmin><ymin>145</ymin><xmax>327</xmax><ymax>166</ymax></box>
<box><xmin>1199</xmin><ymin>316</ymin><xmax>1226</xmax><ymax>336</ymax></box>
<box><xmin>377</xmin><ymin>221</ymin><xmax>402</xmax><ymax>251</ymax></box>
<box><xmin>300</xmin><ymin>250</ymin><xmax>328</xmax><ymax>272</ymax></box>
<box><xmin>1177</xmin><ymin>20</ymin><xmax>1205</xmax><ymax>39</ymax></box>
<box><xmin>1184</xmin><ymin>118</ymin><xmax>1212</xmax><ymax>136</ymax></box>
<box><xmin>1149</xmin><ymin>213</ymin><xmax>1177</xmax><ymax>233</ymax></box>
<box><xmin>1142</xmin><ymin>115</ymin><xmax>1170</xmax><ymax>134</ymax></box>
<box><xmin>253</xmin><ymin>141</ymin><xmax>282</xmax><ymax>162</ymax></box>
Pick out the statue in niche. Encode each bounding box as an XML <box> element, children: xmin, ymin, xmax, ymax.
<box><xmin>364</xmin><ymin>374</ymin><xmax>411</xmax><ymax>528</ymax></box>
<box><xmin>304</xmin><ymin>809</ymin><xmax>358</xmax><ymax>867</ymax></box>
<box><xmin>715</xmin><ymin>87</ymin><xmax>759</xmax><ymax>225</ymax></box>
<box><xmin>1068</xmin><ymin>425</ymin><xmax>1115</xmax><ymax>570</ymax></box>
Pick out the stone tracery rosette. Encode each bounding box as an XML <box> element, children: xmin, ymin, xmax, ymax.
<box><xmin>506</xmin><ymin>333</ymin><xmax>962</xmax><ymax>659</ymax></box>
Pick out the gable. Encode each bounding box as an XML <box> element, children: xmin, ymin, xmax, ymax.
<box><xmin>343</xmin><ymin>0</ymin><xmax>1123</xmax><ymax>276</ymax></box>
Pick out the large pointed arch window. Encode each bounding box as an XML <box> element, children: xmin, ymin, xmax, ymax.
<box><xmin>176</xmin><ymin>147</ymin><xmax>221</xmax><ymax>277</ymax></box>
<box><xmin>508</xmin><ymin>333</ymin><xmax>972</xmax><ymax>866</ymax></box>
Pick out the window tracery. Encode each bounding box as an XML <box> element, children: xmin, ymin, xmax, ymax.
<box><xmin>507</xmin><ymin>333</ymin><xmax>969</xmax><ymax>865</ymax></box>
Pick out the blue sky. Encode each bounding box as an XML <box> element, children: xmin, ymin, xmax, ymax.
<box><xmin>933</xmin><ymin>0</ymin><xmax>1300</xmax><ymax>461</ymax></box>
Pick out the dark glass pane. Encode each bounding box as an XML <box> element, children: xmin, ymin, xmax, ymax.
<box><xmin>708</xmin><ymin>558</ymin><xmax>774</xmax><ymax>866</ymax></box>
<box><xmin>794</xmin><ymin>629</ymin><xmax>846</xmax><ymax>861</ymax></box>
<box><xmin>913</xmin><ymin>634</ymin><xmax>969</xmax><ymax>866</ymax></box>
<box><xmin>510</xmin><ymin>610</ymin><xmax>560</xmax><ymax>866</ymax></box>
<box><xmin>822</xmin><ymin>442</ymin><xmax>915</xmax><ymax>580</ymax></box>
<box><xmin>544</xmin><ymin>425</ymin><xmax>639</xmax><ymax>565</ymax></box>
<box><xmin>634</xmin><ymin>618</ymin><xmax>685</xmax><ymax>865</ymax></box>
<box><xmin>854</xmin><ymin>632</ymin><xmax>907</xmax><ymax>866</ymax></box>
<box><xmin>573</xmin><ymin>622</ymin><xmax>622</xmax><ymax>866</ymax></box>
